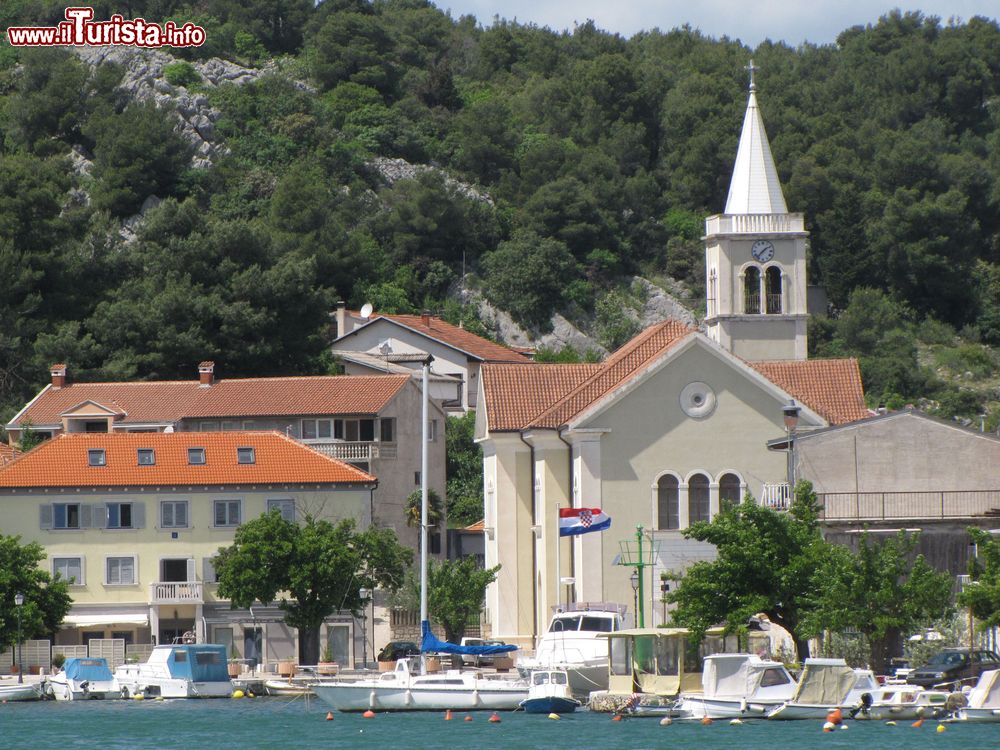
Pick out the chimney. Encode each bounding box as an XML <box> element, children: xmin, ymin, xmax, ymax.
<box><xmin>51</xmin><ymin>363</ymin><xmax>67</xmax><ymax>389</ymax></box>
<box><xmin>198</xmin><ymin>361</ymin><xmax>215</xmax><ymax>387</ymax></box>
<box><xmin>335</xmin><ymin>301</ymin><xmax>349</xmax><ymax>338</ymax></box>
<box><xmin>421</xmin><ymin>310</ymin><xmax>431</xmax><ymax>327</ymax></box>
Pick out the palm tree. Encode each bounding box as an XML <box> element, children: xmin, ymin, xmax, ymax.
<box><xmin>404</xmin><ymin>489</ymin><xmax>444</xmax><ymax>529</ymax></box>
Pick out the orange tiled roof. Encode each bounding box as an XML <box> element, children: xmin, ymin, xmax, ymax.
<box><xmin>0</xmin><ymin>432</ymin><xmax>375</xmax><ymax>488</ymax></box>
<box><xmin>13</xmin><ymin>375</ymin><xmax>410</xmax><ymax>427</ymax></box>
<box><xmin>748</xmin><ymin>358</ymin><xmax>868</xmax><ymax>425</ymax></box>
<box><xmin>375</xmin><ymin>314</ymin><xmax>531</xmax><ymax>364</ymax></box>
<box><xmin>463</xmin><ymin>519</ymin><xmax>485</xmax><ymax>532</ymax></box>
<box><xmin>481</xmin><ymin>363</ymin><xmax>601</xmax><ymax>432</ymax></box>
<box><xmin>529</xmin><ymin>321</ymin><xmax>697</xmax><ymax>428</ymax></box>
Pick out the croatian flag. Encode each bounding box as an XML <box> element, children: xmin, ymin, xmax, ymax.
<box><xmin>559</xmin><ymin>507</ymin><xmax>611</xmax><ymax>537</ymax></box>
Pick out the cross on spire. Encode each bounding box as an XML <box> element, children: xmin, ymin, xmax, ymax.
<box><xmin>746</xmin><ymin>59</ymin><xmax>758</xmax><ymax>92</ymax></box>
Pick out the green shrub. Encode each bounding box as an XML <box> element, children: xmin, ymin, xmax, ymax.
<box><xmin>933</xmin><ymin>344</ymin><xmax>994</xmax><ymax>379</ymax></box>
<box><xmin>163</xmin><ymin>61</ymin><xmax>200</xmax><ymax>88</ymax></box>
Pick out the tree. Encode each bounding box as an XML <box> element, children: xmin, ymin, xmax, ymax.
<box><xmin>800</xmin><ymin>531</ymin><xmax>952</xmax><ymax>673</ymax></box>
<box><xmin>667</xmin><ymin>482</ymin><xmax>829</xmax><ymax>660</ymax></box>
<box><xmin>445</xmin><ymin>412</ymin><xmax>484</xmax><ymax>528</ymax></box>
<box><xmin>426</xmin><ymin>557</ymin><xmax>501</xmax><ymax>666</ymax></box>
<box><xmin>958</xmin><ymin>527</ymin><xmax>1000</xmax><ymax>630</ymax></box>
<box><xmin>214</xmin><ymin>511</ymin><xmax>411</xmax><ymax>664</ymax></box>
<box><xmin>0</xmin><ymin>535</ymin><xmax>72</xmax><ymax>652</ymax></box>
<box><xmin>404</xmin><ymin>488</ymin><xmax>444</xmax><ymax>529</ymax></box>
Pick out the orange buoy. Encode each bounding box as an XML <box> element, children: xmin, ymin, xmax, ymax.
<box><xmin>827</xmin><ymin>708</ymin><xmax>843</xmax><ymax>724</ymax></box>
<box><xmin>363</xmin><ymin>710</ymin><xmax>376</xmax><ymax>719</ymax></box>
<box><xmin>701</xmin><ymin>716</ymin><xmax>713</xmax><ymax>725</ymax></box>
<box><xmin>912</xmin><ymin>718</ymin><xmax>924</xmax><ymax>728</ymax></box>
<box><xmin>611</xmin><ymin>714</ymin><xmax>622</xmax><ymax>722</ymax></box>
<box><xmin>489</xmin><ymin>712</ymin><xmax>501</xmax><ymax>723</ymax></box>
<box><xmin>464</xmin><ymin>714</ymin><xmax>473</xmax><ymax>722</ymax></box>
<box><xmin>445</xmin><ymin>709</ymin><xmax>453</xmax><ymax>721</ymax></box>
<box><xmin>325</xmin><ymin>712</ymin><xmax>334</xmax><ymax>721</ymax></box>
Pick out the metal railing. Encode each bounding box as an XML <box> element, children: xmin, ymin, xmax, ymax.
<box><xmin>766</xmin><ymin>293</ymin><xmax>783</xmax><ymax>314</ymax></box>
<box><xmin>758</xmin><ymin>487</ymin><xmax>1000</xmax><ymax>521</ymax></box>
<box><xmin>150</xmin><ymin>581</ymin><xmax>203</xmax><ymax>603</ymax></box>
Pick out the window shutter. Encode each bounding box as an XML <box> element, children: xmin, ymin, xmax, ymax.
<box><xmin>40</xmin><ymin>504</ymin><xmax>53</xmax><ymax>529</ymax></box>
<box><xmin>186</xmin><ymin>557</ymin><xmax>196</xmax><ymax>582</ymax></box>
<box><xmin>132</xmin><ymin>502</ymin><xmax>145</xmax><ymax>529</ymax></box>
<box><xmin>80</xmin><ymin>503</ymin><xmax>94</xmax><ymax>529</ymax></box>
<box><xmin>94</xmin><ymin>503</ymin><xmax>107</xmax><ymax>529</ymax></box>
<box><xmin>203</xmin><ymin>557</ymin><xmax>216</xmax><ymax>583</ymax></box>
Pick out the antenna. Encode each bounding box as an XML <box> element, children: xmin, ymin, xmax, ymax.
<box><xmin>360</xmin><ymin>303</ymin><xmax>373</xmax><ymax>319</ymax></box>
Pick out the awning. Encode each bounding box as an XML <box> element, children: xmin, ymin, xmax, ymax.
<box><xmin>62</xmin><ymin>614</ymin><xmax>149</xmax><ymax>627</ymax></box>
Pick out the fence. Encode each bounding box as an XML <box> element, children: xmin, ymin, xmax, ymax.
<box><xmin>819</xmin><ymin>490</ymin><xmax>1000</xmax><ymax>521</ymax></box>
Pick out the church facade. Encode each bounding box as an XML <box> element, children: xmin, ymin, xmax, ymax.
<box><xmin>475</xmin><ymin>71</ymin><xmax>868</xmax><ymax>647</ymax></box>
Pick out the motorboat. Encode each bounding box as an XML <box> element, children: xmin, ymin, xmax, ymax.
<box><xmin>311</xmin><ymin>656</ymin><xmax>529</xmax><ymax>712</ymax></box>
<box><xmin>674</xmin><ymin>653</ymin><xmax>797</xmax><ymax>719</ymax></box>
<box><xmin>767</xmin><ymin>658</ymin><xmax>879</xmax><ymax>720</ymax></box>
<box><xmin>47</xmin><ymin>657</ymin><xmax>119</xmax><ymax>700</ymax></box>
<box><xmin>263</xmin><ymin>677</ymin><xmax>320</xmax><ymax>696</ymax></box>
<box><xmin>114</xmin><ymin>643</ymin><xmax>233</xmax><ymax>698</ymax></box>
<box><xmin>517</xmin><ymin>603</ymin><xmax>625</xmax><ymax>697</ymax></box>
<box><xmin>0</xmin><ymin>679</ymin><xmax>42</xmax><ymax>701</ymax></box>
<box><xmin>519</xmin><ymin>669</ymin><xmax>581</xmax><ymax>714</ymax></box>
<box><xmin>950</xmin><ymin>668</ymin><xmax>1000</xmax><ymax>722</ymax></box>
<box><xmin>854</xmin><ymin>681</ymin><xmax>949</xmax><ymax>720</ymax></box>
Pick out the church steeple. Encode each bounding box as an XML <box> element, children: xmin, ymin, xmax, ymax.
<box><xmin>724</xmin><ymin>60</ymin><xmax>787</xmax><ymax>215</ymax></box>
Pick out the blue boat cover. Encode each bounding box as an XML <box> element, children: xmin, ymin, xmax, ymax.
<box><xmin>63</xmin><ymin>658</ymin><xmax>113</xmax><ymax>682</ymax></box>
<box><xmin>166</xmin><ymin>644</ymin><xmax>230</xmax><ymax>682</ymax></box>
<box><xmin>420</xmin><ymin>620</ymin><xmax>517</xmax><ymax>655</ymax></box>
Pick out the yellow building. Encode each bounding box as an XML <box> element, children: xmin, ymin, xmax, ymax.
<box><xmin>0</xmin><ymin>431</ymin><xmax>376</xmax><ymax>668</ymax></box>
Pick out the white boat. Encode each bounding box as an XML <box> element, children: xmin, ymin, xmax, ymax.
<box><xmin>263</xmin><ymin>677</ymin><xmax>319</xmax><ymax>696</ymax></box>
<box><xmin>0</xmin><ymin>680</ymin><xmax>42</xmax><ymax>701</ymax></box>
<box><xmin>674</xmin><ymin>653</ymin><xmax>797</xmax><ymax>719</ymax></box>
<box><xmin>519</xmin><ymin>669</ymin><xmax>581</xmax><ymax>714</ymax></box>
<box><xmin>47</xmin><ymin>657</ymin><xmax>119</xmax><ymax>700</ymax></box>
<box><xmin>516</xmin><ymin>603</ymin><xmax>625</xmax><ymax>697</ymax></box>
<box><xmin>767</xmin><ymin>658</ymin><xmax>879</xmax><ymax>720</ymax></box>
<box><xmin>854</xmin><ymin>681</ymin><xmax>950</xmax><ymax>720</ymax></box>
<box><xmin>951</xmin><ymin>669</ymin><xmax>1000</xmax><ymax>722</ymax></box>
<box><xmin>114</xmin><ymin>643</ymin><xmax>233</xmax><ymax>698</ymax></box>
<box><xmin>312</xmin><ymin>656</ymin><xmax>529</xmax><ymax>712</ymax></box>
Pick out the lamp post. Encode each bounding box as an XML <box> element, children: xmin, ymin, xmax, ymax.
<box><xmin>660</xmin><ymin>577</ymin><xmax>670</xmax><ymax>625</ymax></box>
<box><xmin>629</xmin><ymin>570</ymin><xmax>639</xmax><ymax>628</ymax></box>
<box><xmin>14</xmin><ymin>592</ymin><xmax>24</xmax><ymax>684</ymax></box>
<box><xmin>359</xmin><ymin>588</ymin><xmax>371</xmax><ymax>669</ymax></box>
<box><xmin>782</xmin><ymin>400</ymin><xmax>801</xmax><ymax>506</ymax></box>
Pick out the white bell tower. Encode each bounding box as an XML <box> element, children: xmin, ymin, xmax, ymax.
<box><xmin>704</xmin><ymin>61</ymin><xmax>809</xmax><ymax>361</ymax></box>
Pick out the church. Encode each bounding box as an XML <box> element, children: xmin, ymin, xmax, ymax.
<box><xmin>474</xmin><ymin>69</ymin><xmax>869</xmax><ymax>647</ymax></box>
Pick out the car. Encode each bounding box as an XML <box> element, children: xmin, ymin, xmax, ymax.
<box><xmin>906</xmin><ymin>648</ymin><xmax>1000</xmax><ymax>688</ymax></box>
<box><xmin>377</xmin><ymin>640</ymin><xmax>420</xmax><ymax>662</ymax></box>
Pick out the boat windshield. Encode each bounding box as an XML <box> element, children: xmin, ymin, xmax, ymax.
<box><xmin>550</xmin><ymin>616</ymin><xmax>581</xmax><ymax>632</ymax></box>
<box><xmin>549</xmin><ymin>615</ymin><xmax>616</xmax><ymax>633</ymax></box>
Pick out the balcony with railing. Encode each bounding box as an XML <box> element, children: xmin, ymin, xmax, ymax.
<box><xmin>758</xmin><ymin>487</ymin><xmax>1000</xmax><ymax>521</ymax></box>
<box><xmin>706</xmin><ymin>213</ymin><xmax>806</xmax><ymax>235</ymax></box>
<box><xmin>304</xmin><ymin>441</ymin><xmax>397</xmax><ymax>461</ymax></box>
<box><xmin>150</xmin><ymin>581</ymin><xmax>203</xmax><ymax>604</ymax></box>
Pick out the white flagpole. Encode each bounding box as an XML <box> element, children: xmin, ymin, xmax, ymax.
<box><xmin>419</xmin><ymin>355</ymin><xmax>432</xmax><ymax>675</ymax></box>
<box><xmin>555</xmin><ymin>503</ymin><xmax>560</xmax><ymax>612</ymax></box>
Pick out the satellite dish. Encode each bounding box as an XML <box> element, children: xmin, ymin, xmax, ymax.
<box><xmin>360</xmin><ymin>303</ymin><xmax>373</xmax><ymax>319</ymax></box>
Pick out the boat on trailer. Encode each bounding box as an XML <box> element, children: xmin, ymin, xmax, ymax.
<box><xmin>47</xmin><ymin>657</ymin><xmax>119</xmax><ymax>701</ymax></box>
<box><xmin>114</xmin><ymin>643</ymin><xmax>233</xmax><ymax>698</ymax></box>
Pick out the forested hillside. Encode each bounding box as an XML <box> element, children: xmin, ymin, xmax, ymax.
<box><xmin>1</xmin><ymin>2</ymin><xmax>999</xmax><ymax>430</ymax></box>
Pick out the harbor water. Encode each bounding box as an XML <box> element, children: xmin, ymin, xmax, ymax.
<box><xmin>1</xmin><ymin>698</ymin><xmax>998</xmax><ymax>750</ymax></box>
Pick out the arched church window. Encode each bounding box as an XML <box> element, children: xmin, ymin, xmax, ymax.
<box><xmin>688</xmin><ymin>473</ymin><xmax>710</xmax><ymax>524</ymax></box>
<box><xmin>765</xmin><ymin>266</ymin><xmax>783</xmax><ymax>314</ymax></box>
<box><xmin>657</xmin><ymin>475</ymin><xmax>679</xmax><ymax>530</ymax></box>
<box><xmin>743</xmin><ymin>267</ymin><xmax>761</xmax><ymax>314</ymax></box>
<box><xmin>719</xmin><ymin>473</ymin><xmax>741</xmax><ymax>509</ymax></box>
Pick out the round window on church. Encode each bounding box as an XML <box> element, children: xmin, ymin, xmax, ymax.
<box><xmin>679</xmin><ymin>382</ymin><xmax>717</xmax><ymax>419</ymax></box>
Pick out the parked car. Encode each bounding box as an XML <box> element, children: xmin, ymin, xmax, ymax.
<box><xmin>907</xmin><ymin>648</ymin><xmax>1000</xmax><ymax>688</ymax></box>
<box><xmin>377</xmin><ymin>640</ymin><xmax>420</xmax><ymax>662</ymax></box>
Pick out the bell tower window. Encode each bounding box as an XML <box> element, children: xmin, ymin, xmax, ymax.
<box><xmin>765</xmin><ymin>266</ymin><xmax>783</xmax><ymax>314</ymax></box>
<box><xmin>743</xmin><ymin>267</ymin><xmax>761</xmax><ymax>313</ymax></box>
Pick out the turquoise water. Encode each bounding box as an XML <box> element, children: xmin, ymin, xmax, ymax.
<box><xmin>1</xmin><ymin>698</ymin><xmax>997</xmax><ymax>750</ymax></box>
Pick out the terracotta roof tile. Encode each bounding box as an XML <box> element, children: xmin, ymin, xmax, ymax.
<box><xmin>748</xmin><ymin>358</ymin><xmax>868</xmax><ymax>425</ymax></box>
<box><xmin>481</xmin><ymin>363</ymin><xmax>601</xmax><ymax>432</ymax></box>
<box><xmin>13</xmin><ymin>375</ymin><xmax>410</xmax><ymax>427</ymax></box>
<box><xmin>377</xmin><ymin>314</ymin><xmax>531</xmax><ymax>364</ymax></box>
<box><xmin>463</xmin><ymin>519</ymin><xmax>485</xmax><ymax>532</ymax></box>
<box><xmin>530</xmin><ymin>321</ymin><xmax>696</xmax><ymax>428</ymax></box>
<box><xmin>0</xmin><ymin>432</ymin><xmax>375</xmax><ymax>488</ymax></box>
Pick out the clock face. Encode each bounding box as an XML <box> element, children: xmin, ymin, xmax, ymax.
<box><xmin>751</xmin><ymin>240</ymin><xmax>775</xmax><ymax>262</ymax></box>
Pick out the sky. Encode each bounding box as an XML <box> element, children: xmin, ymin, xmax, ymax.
<box><xmin>433</xmin><ymin>1</ymin><xmax>998</xmax><ymax>47</ymax></box>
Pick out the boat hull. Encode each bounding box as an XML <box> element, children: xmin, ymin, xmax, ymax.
<box><xmin>47</xmin><ymin>677</ymin><xmax>119</xmax><ymax>701</ymax></box>
<box><xmin>955</xmin><ymin>707</ymin><xmax>1000</xmax><ymax>722</ymax></box>
<box><xmin>312</xmin><ymin>681</ymin><xmax>528</xmax><ymax>712</ymax></box>
<box><xmin>767</xmin><ymin>703</ymin><xmax>849</xmax><ymax>720</ymax></box>
<box><xmin>0</xmin><ymin>682</ymin><xmax>41</xmax><ymax>701</ymax></box>
<box><xmin>675</xmin><ymin>695</ymin><xmax>781</xmax><ymax>720</ymax></box>
<box><xmin>519</xmin><ymin>695</ymin><xmax>581</xmax><ymax>714</ymax></box>
<box><xmin>116</xmin><ymin>675</ymin><xmax>233</xmax><ymax>699</ymax></box>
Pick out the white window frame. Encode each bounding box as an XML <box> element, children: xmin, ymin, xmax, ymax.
<box><xmin>427</xmin><ymin>419</ymin><xmax>439</xmax><ymax>442</ymax></box>
<box><xmin>188</xmin><ymin>447</ymin><xmax>206</xmax><ymax>465</ymax></box>
<box><xmin>105</xmin><ymin>555</ymin><xmax>137</xmax><ymax>585</ymax></box>
<box><xmin>137</xmin><ymin>448</ymin><xmax>155</xmax><ymax>465</ymax></box>
<box><xmin>267</xmin><ymin>498</ymin><xmax>295</xmax><ymax>522</ymax></box>
<box><xmin>160</xmin><ymin>500</ymin><xmax>189</xmax><ymax>529</ymax></box>
<box><xmin>52</xmin><ymin>555</ymin><xmax>85</xmax><ymax>586</ymax></box>
<box><xmin>237</xmin><ymin>447</ymin><xmax>255</xmax><ymax>464</ymax></box>
<box><xmin>213</xmin><ymin>499</ymin><xmax>242</xmax><ymax>527</ymax></box>
<box><xmin>88</xmin><ymin>448</ymin><xmax>106</xmax><ymax>466</ymax></box>
<box><xmin>106</xmin><ymin>501</ymin><xmax>134</xmax><ymax>529</ymax></box>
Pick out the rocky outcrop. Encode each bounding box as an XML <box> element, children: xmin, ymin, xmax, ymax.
<box><xmin>369</xmin><ymin>157</ymin><xmax>494</xmax><ymax>206</ymax></box>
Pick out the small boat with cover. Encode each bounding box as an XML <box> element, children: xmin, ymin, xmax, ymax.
<box><xmin>673</xmin><ymin>653</ymin><xmax>797</xmax><ymax>719</ymax></box>
<box><xmin>47</xmin><ymin>657</ymin><xmax>119</xmax><ymax>700</ymax></box>
<box><xmin>767</xmin><ymin>658</ymin><xmax>879</xmax><ymax>720</ymax></box>
<box><xmin>114</xmin><ymin>643</ymin><xmax>233</xmax><ymax>698</ymax></box>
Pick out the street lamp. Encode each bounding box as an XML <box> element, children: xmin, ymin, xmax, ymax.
<box><xmin>659</xmin><ymin>577</ymin><xmax>670</xmax><ymax>625</ymax></box>
<box><xmin>14</xmin><ymin>593</ymin><xmax>24</xmax><ymax>684</ymax></box>
<box><xmin>359</xmin><ymin>588</ymin><xmax>371</xmax><ymax>669</ymax></box>
<box><xmin>782</xmin><ymin>400</ymin><xmax>801</xmax><ymax>505</ymax></box>
<box><xmin>629</xmin><ymin>570</ymin><xmax>639</xmax><ymax>628</ymax></box>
